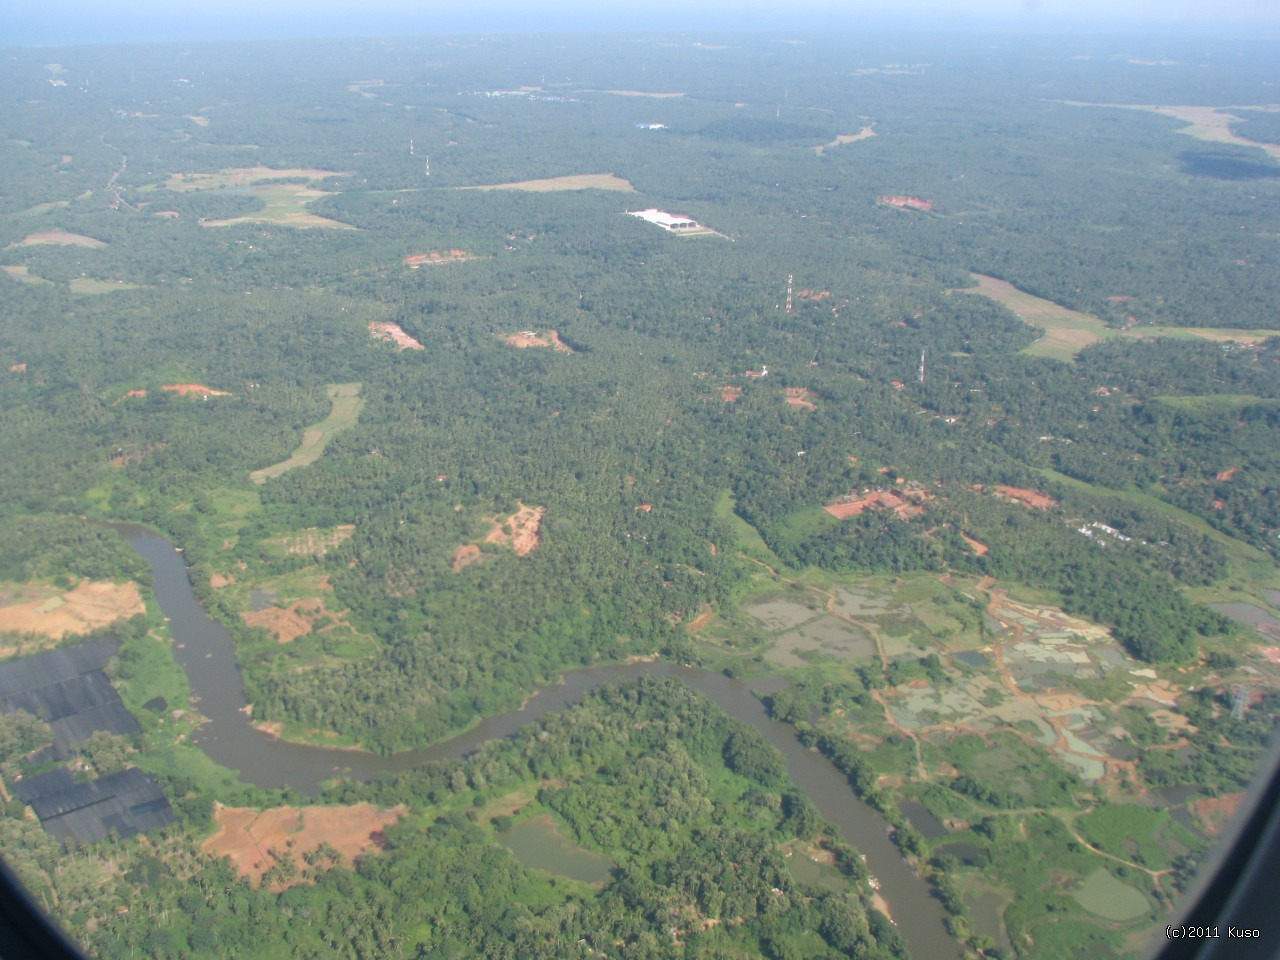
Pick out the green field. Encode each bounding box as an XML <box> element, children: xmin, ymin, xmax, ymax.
<box><xmin>1073</xmin><ymin>868</ymin><xmax>1151</xmax><ymax>922</ymax></box>
<box><xmin>250</xmin><ymin>383</ymin><xmax>364</xmax><ymax>483</ymax></box>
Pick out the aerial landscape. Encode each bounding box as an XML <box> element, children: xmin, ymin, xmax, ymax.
<box><xmin>1</xmin><ymin>21</ymin><xmax>1278</xmax><ymax>960</ymax></box>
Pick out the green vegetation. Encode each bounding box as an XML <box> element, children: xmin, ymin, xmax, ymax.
<box><xmin>249</xmin><ymin>383</ymin><xmax>364</xmax><ymax>483</ymax></box>
<box><xmin>1</xmin><ymin>29</ymin><xmax>1278</xmax><ymax>960</ymax></box>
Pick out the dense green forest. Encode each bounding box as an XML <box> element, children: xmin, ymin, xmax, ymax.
<box><xmin>2</xmin><ymin>29</ymin><xmax>1279</xmax><ymax>960</ymax></box>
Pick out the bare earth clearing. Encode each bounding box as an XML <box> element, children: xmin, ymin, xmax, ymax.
<box><xmin>879</xmin><ymin>196</ymin><xmax>933</xmax><ymax>212</ymax></box>
<box><xmin>241</xmin><ymin>595</ymin><xmax>348</xmax><ymax>644</ymax></box>
<box><xmin>269</xmin><ymin>526</ymin><xmax>357</xmax><ymax>557</ymax></box>
<box><xmin>990</xmin><ymin>485</ymin><xmax>1058</xmax><ymax>511</ymax></box>
<box><xmin>117</xmin><ymin>383</ymin><xmax>231</xmax><ymax>401</ymax></box>
<box><xmin>203</xmin><ymin>803</ymin><xmax>404</xmax><ymax>888</ymax></box>
<box><xmin>250</xmin><ymin>383</ymin><xmax>363</xmax><ymax>484</ymax></box>
<box><xmin>784</xmin><ymin>387</ymin><xmax>818</xmax><ymax>410</ymax></box>
<box><xmin>463</xmin><ymin>173</ymin><xmax>636</xmax><ymax>193</ymax></box>
<box><xmin>15</xmin><ymin>230</ymin><xmax>104</xmax><ymax>248</ymax></box>
<box><xmin>2</xmin><ymin>265</ymin><xmax>52</xmax><ymax>285</ymax></box>
<box><xmin>0</xmin><ymin>580</ymin><xmax>145</xmax><ymax>650</ymax></box>
<box><xmin>369</xmin><ymin>321</ymin><xmax>424</xmax><ymax>350</ymax></box>
<box><xmin>815</xmin><ymin>125</ymin><xmax>876</xmax><ymax>154</ymax></box>
<box><xmin>403</xmin><ymin>250</ymin><xmax>472</xmax><ymax>268</ymax></box>
<box><xmin>503</xmin><ymin>330</ymin><xmax>574</xmax><ymax>353</ymax></box>
<box><xmin>602</xmin><ymin>90</ymin><xmax>685</xmax><ymax>98</ymax></box>
<box><xmin>454</xmin><ymin>502</ymin><xmax>546</xmax><ymax>570</ymax></box>
<box><xmin>1060</xmin><ymin>101</ymin><xmax>1280</xmax><ymax>160</ymax></box>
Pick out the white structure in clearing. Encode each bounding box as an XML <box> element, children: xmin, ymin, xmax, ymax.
<box><xmin>627</xmin><ymin>208</ymin><xmax>702</xmax><ymax>232</ymax></box>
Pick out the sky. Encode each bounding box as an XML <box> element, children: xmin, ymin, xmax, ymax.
<box><xmin>3</xmin><ymin>0</ymin><xmax>1279</xmax><ymax>46</ymax></box>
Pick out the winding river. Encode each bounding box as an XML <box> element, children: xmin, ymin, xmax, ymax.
<box><xmin>119</xmin><ymin>525</ymin><xmax>959</xmax><ymax>960</ymax></box>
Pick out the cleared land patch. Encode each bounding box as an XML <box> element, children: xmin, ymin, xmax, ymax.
<box><xmin>241</xmin><ymin>595</ymin><xmax>348</xmax><ymax>644</ymax></box>
<box><xmin>0</xmin><ymin>580</ymin><xmax>144</xmax><ymax>648</ymax></box>
<box><xmin>879</xmin><ymin>195</ymin><xmax>933</xmax><ymax>212</ymax></box>
<box><xmin>403</xmin><ymin>249</ymin><xmax>472</xmax><ymax>268</ymax></box>
<box><xmin>250</xmin><ymin>383</ymin><xmax>363</xmax><ymax>484</ymax></box>
<box><xmin>503</xmin><ymin>329</ymin><xmax>574</xmax><ymax>353</ymax></box>
<box><xmin>165</xmin><ymin>166</ymin><xmax>346</xmax><ymax>190</ymax></box>
<box><xmin>369</xmin><ymin>321</ymin><xmax>423</xmax><ymax>350</ymax></box>
<box><xmin>500</xmin><ymin>814</ymin><xmax>615</xmax><ymax>885</ymax></box>
<box><xmin>962</xmin><ymin>273</ymin><xmax>1278</xmax><ymax>360</ymax></box>
<box><xmin>602</xmin><ymin>89</ymin><xmax>685</xmax><ymax>98</ymax></box>
<box><xmin>69</xmin><ymin>277</ymin><xmax>142</xmax><ymax>295</ymax></box>
<box><xmin>1072</xmin><ymin>868</ymin><xmax>1150</xmax><ymax>921</ymax></box>
<box><xmin>164</xmin><ymin>167</ymin><xmax>353</xmax><ymax>229</ymax></box>
<box><xmin>815</xmin><ymin>125</ymin><xmax>876</xmax><ymax>154</ymax></box>
<box><xmin>784</xmin><ymin>387</ymin><xmax>819</xmax><ymax>410</ymax></box>
<box><xmin>462</xmin><ymin>173</ymin><xmax>636</xmax><ymax>192</ymax></box>
<box><xmin>959</xmin><ymin>273</ymin><xmax>1110</xmax><ymax>359</ymax></box>
<box><xmin>1061</xmin><ymin>102</ymin><xmax>1280</xmax><ymax>160</ymax></box>
<box><xmin>267</xmin><ymin>525</ymin><xmax>356</xmax><ymax>557</ymax></box>
<box><xmin>15</xmin><ymin>230</ymin><xmax>104</xmax><ymax>248</ymax></box>
<box><xmin>453</xmin><ymin>502</ymin><xmax>546</xmax><ymax>570</ymax></box>
<box><xmin>202</xmin><ymin>803</ymin><xmax>403</xmax><ymax>888</ymax></box>
<box><xmin>1</xmin><ymin>265</ymin><xmax>52</xmax><ymax>285</ymax></box>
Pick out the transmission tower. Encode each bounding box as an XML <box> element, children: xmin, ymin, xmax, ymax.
<box><xmin>785</xmin><ymin>274</ymin><xmax>793</xmax><ymax>314</ymax></box>
<box><xmin>1231</xmin><ymin>684</ymin><xmax>1249</xmax><ymax>721</ymax></box>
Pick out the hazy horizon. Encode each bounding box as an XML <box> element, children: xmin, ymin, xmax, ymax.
<box><xmin>4</xmin><ymin>0</ymin><xmax>1280</xmax><ymax>47</ymax></box>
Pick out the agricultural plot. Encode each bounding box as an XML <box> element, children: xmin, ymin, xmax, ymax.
<box><xmin>0</xmin><ymin>580</ymin><xmax>144</xmax><ymax>650</ymax></box>
<box><xmin>164</xmin><ymin>167</ymin><xmax>354</xmax><ymax>229</ymax></box>
<box><xmin>250</xmin><ymin>383</ymin><xmax>363</xmax><ymax>484</ymax></box>
<box><xmin>202</xmin><ymin>803</ymin><xmax>404</xmax><ymax>888</ymax></box>
<box><xmin>462</xmin><ymin>173</ymin><xmax>636</xmax><ymax>192</ymax></box>
<box><xmin>959</xmin><ymin>273</ymin><xmax>1274</xmax><ymax>359</ymax></box>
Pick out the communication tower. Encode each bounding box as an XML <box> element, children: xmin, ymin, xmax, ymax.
<box><xmin>1232</xmin><ymin>684</ymin><xmax>1249</xmax><ymax>721</ymax></box>
<box><xmin>918</xmin><ymin>349</ymin><xmax>926</xmax><ymax>384</ymax></box>
<box><xmin>786</xmin><ymin>274</ymin><xmax>793</xmax><ymax>314</ymax></box>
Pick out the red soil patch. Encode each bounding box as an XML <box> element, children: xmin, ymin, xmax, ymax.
<box><xmin>202</xmin><ymin>803</ymin><xmax>404</xmax><ymax>889</ymax></box>
<box><xmin>824</xmin><ymin>486</ymin><xmax>931</xmax><ymax>520</ymax></box>
<box><xmin>154</xmin><ymin>210</ymin><xmax>180</xmax><ymax>218</ymax></box>
<box><xmin>879</xmin><ymin>195</ymin><xmax>933</xmax><ymax>212</ymax></box>
<box><xmin>485</xmin><ymin>502</ymin><xmax>546</xmax><ymax>556</ymax></box>
<box><xmin>1188</xmin><ymin>792</ymin><xmax>1245</xmax><ymax>838</ymax></box>
<box><xmin>1107</xmin><ymin>295</ymin><xmax>1132</xmax><ymax>302</ymax></box>
<box><xmin>547</xmin><ymin>329</ymin><xmax>575</xmax><ymax>354</ymax></box>
<box><xmin>687</xmin><ymin>607</ymin><xmax>715</xmax><ymax>633</ymax></box>
<box><xmin>505</xmin><ymin>331</ymin><xmax>552</xmax><ymax>348</ymax></box>
<box><xmin>1261</xmin><ymin>647</ymin><xmax>1280</xmax><ymax>665</ymax></box>
<box><xmin>636</xmin><ymin>504</ymin><xmax>653</xmax><ymax>512</ymax></box>
<box><xmin>0</xmin><ymin>580</ymin><xmax>145</xmax><ymax>644</ymax></box>
<box><xmin>452</xmin><ymin>543</ymin><xmax>482</xmax><ymax>572</ymax></box>
<box><xmin>784</xmin><ymin>387</ymin><xmax>818</xmax><ymax>411</ymax></box>
<box><xmin>453</xmin><ymin>502</ymin><xmax>546</xmax><ymax>571</ymax></box>
<box><xmin>720</xmin><ymin>386</ymin><xmax>743</xmax><ymax>403</ymax></box>
<box><xmin>992</xmin><ymin>485</ymin><xmax>1058</xmax><ymax>510</ymax></box>
<box><xmin>9</xmin><ymin>363</ymin><xmax>26</xmax><ymax>372</ymax></box>
<box><xmin>164</xmin><ymin>383</ymin><xmax>231</xmax><ymax>398</ymax></box>
<box><xmin>961</xmin><ymin>534</ymin><xmax>989</xmax><ymax>556</ymax></box>
<box><xmin>209</xmin><ymin>573</ymin><xmax>235</xmax><ymax>589</ymax></box>
<box><xmin>1216</xmin><ymin>466</ymin><xmax>1240</xmax><ymax>482</ymax></box>
<box><xmin>404</xmin><ymin>249</ymin><xmax>470</xmax><ymax>268</ymax></box>
<box><xmin>109</xmin><ymin>442</ymin><xmax>165</xmax><ymax>467</ymax></box>
<box><xmin>241</xmin><ymin>596</ymin><xmax>346</xmax><ymax>644</ymax></box>
<box><xmin>369</xmin><ymin>320</ymin><xmax>424</xmax><ymax>350</ymax></box>
<box><xmin>797</xmin><ymin>289</ymin><xmax>831</xmax><ymax>301</ymax></box>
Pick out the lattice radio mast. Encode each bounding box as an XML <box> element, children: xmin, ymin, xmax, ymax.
<box><xmin>786</xmin><ymin>274</ymin><xmax>793</xmax><ymax>314</ymax></box>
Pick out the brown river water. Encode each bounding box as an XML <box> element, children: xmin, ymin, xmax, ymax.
<box><xmin>118</xmin><ymin>524</ymin><xmax>960</xmax><ymax>960</ymax></box>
